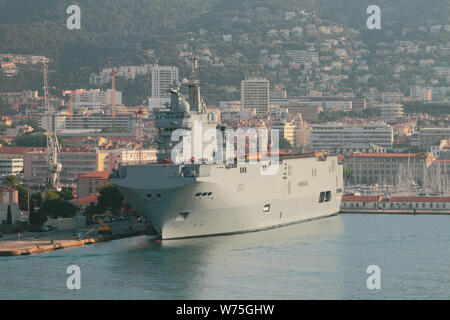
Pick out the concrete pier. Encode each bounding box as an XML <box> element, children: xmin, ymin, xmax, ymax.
<box><xmin>340</xmin><ymin>209</ymin><xmax>449</xmax><ymax>214</ymax></box>
<box><xmin>0</xmin><ymin>238</ymin><xmax>96</xmax><ymax>256</ymax></box>
<box><xmin>0</xmin><ymin>220</ymin><xmax>150</xmax><ymax>257</ymax></box>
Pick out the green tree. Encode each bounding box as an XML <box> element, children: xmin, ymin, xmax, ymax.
<box><xmin>30</xmin><ymin>192</ymin><xmax>43</xmax><ymax>208</ymax></box>
<box><xmin>44</xmin><ymin>191</ymin><xmax>60</xmax><ymax>201</ymax></box>
<box><xmin>28</xmin><ymin>205</ymin><xmax>47</xmax><ymax>228</ymax></box>
<box><xmin>2</xmin><ymin>175</ymin><xmax>16</xmax><ymax>187</ymax></box>
<box><xmin>0</xmin><ymin>138</ymin><xmax>9</xmax><ymax>146</ymax></box>
<box><xmin>39</xmin><ymin>199</ymin><xmax>77</xmax><ymax>219</ymax></box>
<box><xmin>97</xmin><ymin>184</ymin><xmax>124</xmax><ymax>214</ymax></box>
<box><xmin>343</xmin><ymin>167</ymin><xmax>352</xmax><ymax>181</ymax></box>
<box><xmin>279</xmin><ymin>138</ymin><xmax>293</xmax><ymax>149</ymax></box>
<box><xmin>15</xmin><ymin>184</ymin><xmax>29</xmax><ymax>211</ymax></box>
<box><xmin>58</xmin><ymin>189</ymin><xmax>74</xmax><ymax>201</ymax></box>
<box><xmin>6</xmin><ymin>204</ymin><xmax>12</xmax><ymax>225</ymax></box>
<box><xmin>12</xmin><ymin>134</ymin><xmax>47</xmax><ymax>147</ymax></box>
<box><xmin>83</xmin><ymin>202</ymin><xmax>98</xmax><ymax>224</ymax></box>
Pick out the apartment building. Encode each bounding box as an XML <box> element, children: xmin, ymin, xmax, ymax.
<box><xmin>310</xmin><ymin>122</ymin><xmax>394</xmax><ymax>151</ymax></box>
<box><xmin>23</xmin><ymin>148</ymin><xmax>109</xmax><ymax>183</ymax></box>
<box><xmin>285</xmin><ymin>50</ymin><xmax>319</xmax><ymax>65</ymax></box>
<box><xmin>149</xmin><ymin>66</ymin><xmax>179</xmax><ymax>110</ymax></box>
<box><xmin>241</xmin><ymin>79</ymin><xmax>270</xmax><ymax>115</ymax></box>
<box><xmin>381</xmin><ymin>104</ymin><xmax>404</xmax><ymax>122</ymax></box>
<box><xmin>76</xmin><ymin>171</ymin><xmax>111</xmax><ymax>199</ymax></box>
<box><xmin>71</xmin><ymin>89</ymin><xmax>123</xmax><ymax>112</ymax></box>
<box><xmin>411</xmin><ymin>128</ymin><xmax>450</xmax><ymax>149</ymax></box>
<box><xmin>0</xmin><ymin>159</ymin><xmax>23</xmax><ymax>177</ymax></box>
<box><xmin>40</xmin><ymin>112</ymin><xmax>136</xmax><ymax>132</ymax></box>
<box><xmin>343</xmin><ymin>153</ymin><xmax>435</xmax><ymax>185</ymax></box>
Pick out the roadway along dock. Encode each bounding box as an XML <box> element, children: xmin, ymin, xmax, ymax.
<box><xmin>0</xmin><ymin>220</ymin><xmax>151</xmax><ymax>257</ymax></box>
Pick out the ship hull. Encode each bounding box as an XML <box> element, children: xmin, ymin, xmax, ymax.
<box><xmin>111</xmin><ymin>155</ymin><xmax>343</xmax><ymax>240</ymax></box>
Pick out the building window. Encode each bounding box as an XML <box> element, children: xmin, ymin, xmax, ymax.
<box><xmin>325</xmin><ymin>191</ymin><xmax>332</xmax><ymax>202</ymax></box>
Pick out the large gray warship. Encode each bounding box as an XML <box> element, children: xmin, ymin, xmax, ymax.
<box><xmin>110</xmin><ymin>63</ymin><xmax>344</xmax><ymax>240</ymax></box>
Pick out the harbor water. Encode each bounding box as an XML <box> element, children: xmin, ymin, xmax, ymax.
<box><xmin>0</xmin><ymin>214</ymin><xmax>449</xmax><ymax>300</ymax></box>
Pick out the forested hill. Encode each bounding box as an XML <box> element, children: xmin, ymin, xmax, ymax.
<box><xmin>0</xmin><ymin>0</ymin><xmax>449</xmax><ymax>103</ymax></box>
<box><xmin>0</xmin><ymin>0</ymin><xmax>218</xmax><ymax>69</ymax></box>
<box><xmin>2</xmin><ymin>0</ymin><xmax>448</xmax><ymax>70</ymax></box>
<box><xmin>318</xmin><ymin>0</ymin><xmax>450</xmax><ymax>30</ymax></box>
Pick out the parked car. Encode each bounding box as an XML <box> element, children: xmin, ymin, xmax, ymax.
<box><xmin>40</xmin><ymin>226</ymin><xmax>51</xmax><ymax>232</ymax></box>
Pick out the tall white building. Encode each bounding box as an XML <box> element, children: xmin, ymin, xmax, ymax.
<box><xmin>149</xmin><ymin>66</ymin><xmax>179</xmax><ymax>110</ymax></box>
<box><xmin>241</xmin><ymin>79</ymin><xmax>270</xmax><ymax>115</ymax></box>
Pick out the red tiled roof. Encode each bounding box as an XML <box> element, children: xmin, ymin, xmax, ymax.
<box><xmin>77</xmin><ymin>194</ymin><xmax>99</xmax><ymax>204</ymax></box>
<box><xmin>347</xmin><ymin>153</ymin><xmax>425</xmax><ymax>158</ymax></box>
<box><xmin>342</xmin><ymin>195</ymin><xmax>381</xmax><ymax>202</ymax></box>
<box><xmin>79</xmin><ymin>171</ymin><xmax>111</xmax><ymax>180</ymax></box>
<box><xmin>389</xmin><ymin>196</ymin><xmax>450</xmax><ymax>203</ymax></box>
<box><xmin>0</xmin><ymin>146</ymin><xmax>37</xmax><ymax>154</ymax></box>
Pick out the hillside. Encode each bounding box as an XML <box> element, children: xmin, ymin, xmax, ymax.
<box><xmin>0</xmin><ymin>0</ymin><xmax>449</xmax><ymax>104</ymax></box>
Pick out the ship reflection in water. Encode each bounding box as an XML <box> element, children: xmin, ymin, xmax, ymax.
<box><xmin>1</xmin><ymin>214</ymin><xmax>449</xmax><ymax>300</ymax></box>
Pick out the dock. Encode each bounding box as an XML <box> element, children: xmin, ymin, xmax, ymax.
<box><xmin>0</xmin><ymin>238</ymin><xmax>96</xmax><ymax>256</ymax></box>
<box><xmin>0</xmin><ymin>221</ymin><xmax>152</xmax><ymax>257</ymax></box>
<box><xmin>340</xmin><ymin>209</ymin><xmax>449</xmax><ymax>214</ymax></box>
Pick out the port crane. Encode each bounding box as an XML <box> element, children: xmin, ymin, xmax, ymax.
<box><xmin>43</xmin><ymin>61</ymin><xmax>62</xmax><ymax>192</ymax></box>
<box><xmin>91</xmin><ymin>214</ymin><xmax>114</xmax><ymax>236</ymax></box>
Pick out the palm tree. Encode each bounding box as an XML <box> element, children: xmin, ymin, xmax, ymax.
<box><xmin>2</xmin><ymin>175</ymin><xmax>16</xmax><ymax>188</ymax></box>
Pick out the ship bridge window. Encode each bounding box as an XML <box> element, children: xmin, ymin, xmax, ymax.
<box><xmin>202</xmin><ymin>192</ymin><xmax>208</xmax><ymax>196</ymax></box>
<box><xmin>147</xmin><ymin>193</ymin><xmax>152</xmax><ymax>198</ymax></box>
<box><xmin>325</xmin><ymin>191</ymin><xmax>332</xmax><ymax>202</ymax></box>
<box><xmin>156</xmin><ymin>194</ymin><xmax>162</xmax><ymax>198</ymax></box>
<box><xmin>195</xmin><ymin>193</ymin><xmax>202</xmax><ymax>197</ymax></box>
<box><xmin>207</xmin><ymin>192</ymin><xmax>212</xmax><ymax>196</ymax></box>
<box><xmin>319</xmin><ymin>192</ymin><xmax>325</xmax><ymax>203</ymax></box>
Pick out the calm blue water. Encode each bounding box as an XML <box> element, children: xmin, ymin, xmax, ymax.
<box><xmin>0</xmin><ymin>214</ymin><xmax>449</xmax><ymax>300</ymax></box>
